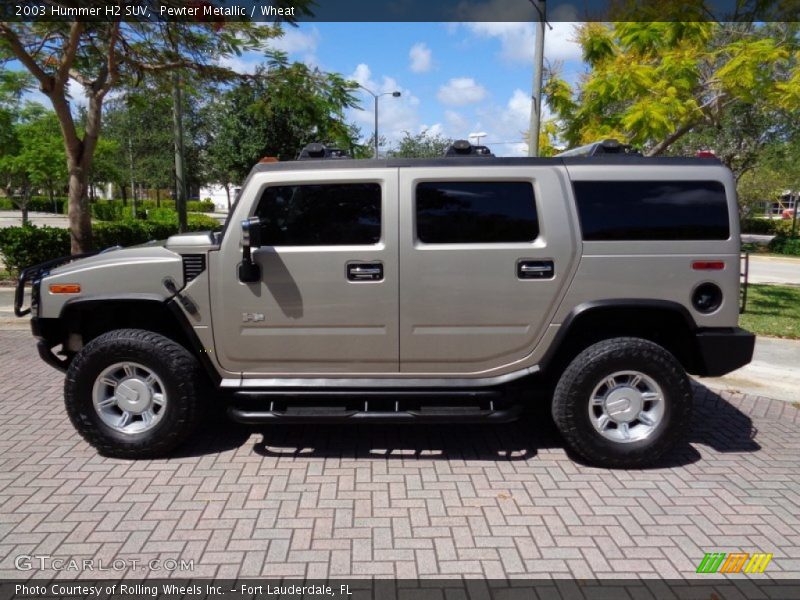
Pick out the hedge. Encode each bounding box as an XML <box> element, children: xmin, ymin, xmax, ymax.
<box><xmin>0</xmin><ymin>197</ymin><xmax>67</xmax><ymax>213</ymax></box>
<box><xmin>741</xmin><ymin>218</ymin><xmax>797</xmax><ymax>236</ymax></box>
<box><xmin>740</xmin><ymin>218</ymin><xmax>776</xmax><ymax>235</ymax></box>
<box><xmin>1</xmin><ymin>197</ymin><xmax>214</xmax><ymax>219</ymax></box>
<box><xmin>0</xmin><ymin>215</ymin><xmax>220</xmax><ymax>276</ymax></box>
<box><xmin>768</xmin><ymin>235</ymin><xmax>800</xmax><ymax>256</ymax></box>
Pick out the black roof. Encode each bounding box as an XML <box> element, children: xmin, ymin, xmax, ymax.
<box><xmin>249</xmin><ymin>155</ymin><xmax>722</xmax><ymax>175</ymax></box>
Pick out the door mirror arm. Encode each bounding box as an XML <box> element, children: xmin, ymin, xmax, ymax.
<box><xmin>239</xmin><ymin>216</ymin><xmax>262</xmax><ymax>283</ymax></box>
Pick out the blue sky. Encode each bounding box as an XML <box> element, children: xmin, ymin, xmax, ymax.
<box><xmin>16</xmin><ymin>22</ymin><xmax>587</xmax><ymax>157</ymax></box>
<box><xmin>241</xmin><ymin>22</ymin><xmax>587</xmax><ymax>156</ymax></box>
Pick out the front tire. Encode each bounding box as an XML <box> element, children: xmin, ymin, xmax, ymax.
<box><xmin>552</xmin><ymin>337</ymin><xmax>692</xmax><ymax>469</ymax></box>
<box><xmin>65</xmin><ymin>329</ymin><xmax>205</xmax><ymax>459</ymax></box>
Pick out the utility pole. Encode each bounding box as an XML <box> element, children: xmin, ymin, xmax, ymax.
<box><xmin>528</xmin><ymin>0</ymin><xmax>547</xmax><ymax>157</ymax></box>
<box><xmin>172</xmin><ymin>70</ymin><xmax>187</xmax><ymax>233</ymax></box>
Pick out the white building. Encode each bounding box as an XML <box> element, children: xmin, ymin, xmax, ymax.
<box><xmin>198</xmin><ymin>184</ymin><xmax>239</xmax><ymax>213</ymax></box>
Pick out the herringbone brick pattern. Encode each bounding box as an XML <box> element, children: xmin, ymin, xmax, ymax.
<box><xmin>1</xmin><ymin>330</ymin><xmax>799</xmax><ymax>580</ymax></box>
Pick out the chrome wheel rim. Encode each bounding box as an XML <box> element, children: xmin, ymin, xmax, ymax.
<box><xmin>588</xmin><ymin>370</ymin><xmax>664</xmax><ymax>444</ymax></box>
<box><xmin>92</xmin><ymin>362</ymin><xmax>167</xmax><ymax>434</ymax></box>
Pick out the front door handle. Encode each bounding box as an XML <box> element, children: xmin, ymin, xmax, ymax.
<box><xmin>347</xmin><ymin>262</ymin><xmax>383</xmax><ymax>282</ymax></box>
<box><xmin>517</xmin><ymin>260</ymin><xmax>555</xmax><ymax>280</ymax></box>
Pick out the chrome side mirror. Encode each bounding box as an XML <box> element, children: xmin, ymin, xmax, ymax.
<box><xmin>239</xmin><ymin>216</ymin><xmax>262</xmax><ymax>283</ymax></box>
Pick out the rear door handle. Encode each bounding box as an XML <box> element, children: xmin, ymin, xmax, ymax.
<box><xmin>517</xmin><ymin>260</ymin><xmax>555</xmax><ymax>280</ymax></box>
<box><xmin>347</xmin><ymin>262</ymin><xmax>384</xmax><ymax>282</ymax></box>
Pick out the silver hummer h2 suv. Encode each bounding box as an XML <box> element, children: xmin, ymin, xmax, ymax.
<box><xmin>15</xmin><ymin>140</ymin><xmax>755</xmax><ymax>468</ymax></box>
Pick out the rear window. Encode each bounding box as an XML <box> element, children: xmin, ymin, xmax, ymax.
<box><xmin>573</xmin><ymin>180</ymin><xmax>729</xmax><ymax>241</ymax></box>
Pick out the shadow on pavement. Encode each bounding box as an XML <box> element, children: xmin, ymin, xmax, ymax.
<box><xmin>175</xmin><ymin>384</ymin><xmax>761</xmax><ymax>466</ymax></box>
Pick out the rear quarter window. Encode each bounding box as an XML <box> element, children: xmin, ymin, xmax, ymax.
<box><xmin>573</xmin><ymin>180</ymin><xmax>730</xmax><ymax>241</ymax></box>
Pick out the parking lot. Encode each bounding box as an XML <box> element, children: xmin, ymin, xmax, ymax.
<box><xmin>1</xmin><ymin>329</ymin><xmax>799</xmax><ymax>580</ymax></box>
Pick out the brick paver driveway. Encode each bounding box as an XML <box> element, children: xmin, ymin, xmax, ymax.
<box><xmin>1</xmin><ymin>329</ymin><xmax>799</xmax><ymax>580</ymax></box>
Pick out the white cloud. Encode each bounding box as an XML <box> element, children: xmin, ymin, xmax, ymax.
<box><xmin>466</xmin><ymin>22</ymin><xmax>582</xmax><ymax>65</ymax></box>
<box><xmin>469</xmin><ymin>88</ymin><xmax>554</xmax><ymax>157</ymax></box>
<box><xmin>444</xmin><ymin>110</ymin><xmax>469</xmax><ymax>136</ymax></box>
<box><xmin>436</xmin><ymin>77</ymin><xmax>487</xmax><ymax>106</ymax></box>
<box><xmin>408</xmin><ymin>42</ymin><xmax>433</xmax><ymax>73</ymax></box>
<box><xmin>218</xmin><ymin>26</ymin><xmax>322</xmax><ymax>73</ymax></box>
<box><xmin>271</xmin><ymin>26</ymin><xmax>321</xmax><ymax>65</ymax></box>
<box><xmin>421</xmin><ymin>122</ymin><xmax>445</xmax><ymax>137</ymax></box>
<box><xmin>218</xmin><ymin>54</ymin><xmax>258</xmax><ymax>75</ymax></box>
<box><xmin>348</xmin><ymin>63</ymin><xmax>421</xmax><ymax>148</ymax></box>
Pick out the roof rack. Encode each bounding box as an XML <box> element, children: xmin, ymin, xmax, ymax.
<box><xmin>555</xmin><ymin>139</ymin><xmax>641</xmax><ymax>158</ymax></box>
<box><xmin>297</xmin><ymin>143</ymin><xmax>351</xmax><ymax>161</ymax></box>
<box><xmin>444</xmin><ymin>139</ymin><xmax>494</xmax><ymax>157</ymax></box>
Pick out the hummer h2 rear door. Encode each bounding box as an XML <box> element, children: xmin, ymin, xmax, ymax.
<box><xmin>398</xmin><ymin>165</ymin><xmax>577</xmax><ymax>375</ymax></box>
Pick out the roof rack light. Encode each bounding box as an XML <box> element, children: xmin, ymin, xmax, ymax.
<box><xmin>297</xmin><ymin>143</ymin><xmax>351</xmax><ymax>161</ymax></box>
<box><xmin>445</xmin><ymin>140</ymin><xmax>494</xmax><ymax>157</ymax></box>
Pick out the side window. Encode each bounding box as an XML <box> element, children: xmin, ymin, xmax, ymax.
<box><xmin>573</xmin><ymin>180</ymin><xmax>730</xmax><ymax>241</ymax></box>
<box><xmin>416</xmin><ymin>181</ymin><xmax>539</xmax><ymax>243</ymax></box>
<box><xmin>254</xmin><ymin>183</ymin><xmax>381</xmax><ymax>246</ymax></box>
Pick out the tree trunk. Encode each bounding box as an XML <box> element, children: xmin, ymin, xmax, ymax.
<box><xmin>67</xmin><ymin>160</ymin><xmax>92</xmax><ymax>254</ymax></box>
<box><xmin>172</xmin><ymin>71</ymin><xmax>187</xmax><ymax>233</ymax></box>
<box><xmin>120</xmin><ymin>183</ymin><xmax>127</xmax><ymax>206</ymax></box>
<box><xmin>224</xmin><ymin>183</ymin><xmax>231</xmax><ymax>212</ymax></box>
<box><xmin>21</xmin><ymin>187</ymin><xmax>29</xmax><ymax>226</ymax></box>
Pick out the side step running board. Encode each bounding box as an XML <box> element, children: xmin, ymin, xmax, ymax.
<box><xmin>228</xmin><ymin>389</ymin><xmax>522</xmax><ymax>424</ymax></box>
<box><xmin>228</xmin><ymin>405</ymin><xmax>523</xmax><ymax>424</ymax></box>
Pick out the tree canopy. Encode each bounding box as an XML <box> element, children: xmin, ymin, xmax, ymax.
<box><xmin>545</xmin><ymin>21</ymin><xmax>800</xmax><ymax>157</ymax></box>
<box><xmin>200</xmin><ymin>58</ymin><xmax>361</xmax><ymax>197</ymax></box>
<box><xmin>388</xmin><ymin>130</ymin><xmax>453</xmax><ymax>158</ymax></box>
<box><xmin>0</xmin><ymin>11</ymin><xmax>311</xmax><ymax>252</ymax></box>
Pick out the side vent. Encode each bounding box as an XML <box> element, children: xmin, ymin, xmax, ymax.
<box><xmin>182</xmin><ymin>254</ymin><xmax>206</xmax><ymax>283</ymax></box>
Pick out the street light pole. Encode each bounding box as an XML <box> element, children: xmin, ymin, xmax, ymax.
<box><xmin>528</xmin><ymin>0</ymin><xmax>547</xmax><ymax>157</ymax></box>
<box><xmin>357</xmin><ymin>84</ymin><xmax>401</xmax><ymax>159</ymax></box>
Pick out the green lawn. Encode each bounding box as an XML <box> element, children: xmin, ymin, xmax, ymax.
<box><xmin>740</xmin><ymin>284</ymin><xmax>800</xmax><ymax>339</ymax></box>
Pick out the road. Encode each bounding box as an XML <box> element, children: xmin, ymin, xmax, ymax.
<box><xmin>0</xmin><ymin>210</ymin><xmax>73</xmax><ymax>229</ymax></box>
<box><xmin>748</xmin><ymin>254</ymin><xmax>800</xmax><ymax>285</ymax></box>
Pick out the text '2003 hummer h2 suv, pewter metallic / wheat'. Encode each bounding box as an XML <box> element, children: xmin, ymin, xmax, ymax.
<box><xmin>15</xmin><ymin>140</ymin><xmax>755</xmax><ymax>468</ymax></box>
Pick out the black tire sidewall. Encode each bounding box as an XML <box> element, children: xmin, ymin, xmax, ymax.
<box><xmin>553</xmin><ymin>338</ymin><xmax>692</xmax><ymax>467</ymax></box>
<box><xmin>65</xmin><ymin>330</ymin><xmax>201</xmax><ymax>457</ymax></box>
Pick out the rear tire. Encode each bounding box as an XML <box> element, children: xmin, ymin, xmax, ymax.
<box><xmin>552</xmin><ymin>337</ymin><xmax>692</xmax><ymax>469</ymax></box>
<box><xmin>65</xmin><ymin>329</ymin><xmax>205</xmax><ymax>459</ymax></box>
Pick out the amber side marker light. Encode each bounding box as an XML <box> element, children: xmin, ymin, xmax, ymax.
<box><xmin>692</xmin><ymin>261</ymin><xmax>725</xmax><ymax>270</ymax></box>
<box><xmin>49</xmin><ymin>284</ymin><xmax>81</xmax><ymax>294</ymax></box>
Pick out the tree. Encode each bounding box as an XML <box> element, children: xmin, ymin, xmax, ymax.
<box><xmin>200</xmin><ymin>59</ymin><xmax>361</xmax><ymax>198</ymax></box>
<box><xmin>545</xmin><ymin>21</ymin><xmax>800</xmax><ymax>156</ymax></box>
<box><xmin>0</xmin><ymin>9</ymin><xmax>310</xmax><ymax>253</ymax></box>
<box><xmin>0</xmin><ymin>104</ymin><xmax>68</xmax><ymax>223</ymax></box>
<box><xmin>737</xmin><ymin>138</ymin><xmax>800</xmax><ymax>219</ymax></box>
<box><xmin>388</xmin><ymin>130</ymin><xmax>453</xmax><ymax>158</ymax></box>
<box><xmin>103</xmin><ymin>89</ymin><xmax>191</xmax><ymax>206</ymax></box>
